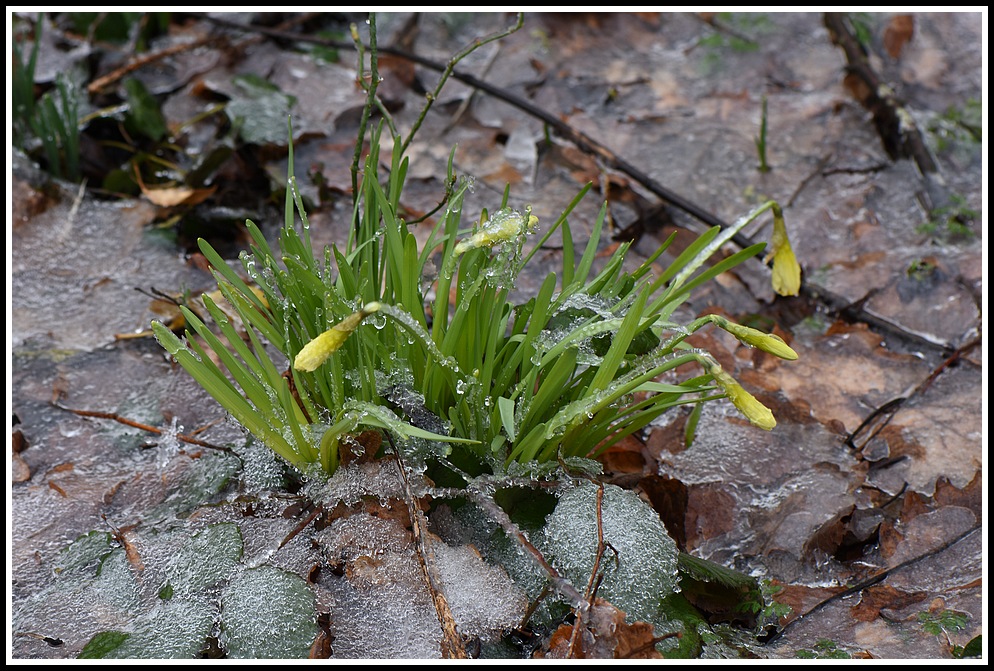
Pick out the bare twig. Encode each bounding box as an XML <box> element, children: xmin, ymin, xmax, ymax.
<box><xmin>764</xmin><ymin>523</ymin><xmax>981</xmax><ymax>645</ymax></box>
<box><xmin>388</xmin><ymin>435</ymin><xmax>468</xmax><ymax>659</ymax></box>
<box><xmin>442</xmin><ymin>40</ymin><xmax>503</xmax><ymax>134</ymax></box>
<box><xmin>822</xmin><ymin>13</ymin><xmax>938</xmax><ymax>175</ymax></box>
<box><xmin>846</xmin><ymin>334</ymin><xmax>982</xmax><ymax>452</ymax></box>
<box><xmin>87</xmin><ymin>36</ymin><xmax>216</xmax><ymax>95</ymax></box>
<box><xmin>567</xmin><ymin>481</ymin><xmax>607</xmax><ymax>658</ymax></box>
<box><xmin>822</xmin><ymin>12</ymin><xmax>953</xmax><ymax>218</ymax></box>
<box><xmin>278</xmin><ymin>503</ymin><xmax>324</xmax><ymax>550</ymax></box>
<box><xmin>53</xmin><ymin>402</ymin><xmax>232</xmax><ymax>453</ymax></box>
<box><xmin>401</xmin><ymin>13</ymin><xmax>524</xmax><ymax>155</ymax></box>
<box><xmin>690</xmin><ymin>12</ymin><xmax>760</xmax><ymax>51</ymax></box>
<box><xmin>349</xmin><ymin>15</ymin><xmax>381</xmax><ymax>234</ymax></box>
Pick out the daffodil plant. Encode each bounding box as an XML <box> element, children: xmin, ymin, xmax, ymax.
<box><xmin>152</xmin><ymin>16</ymin><xmax>800</xmax><ymax>480</ymax></box>
<box><xmin>154</xmin><ymin>116</ymin><xmax>800</xmax><ymax>480</ymax></box>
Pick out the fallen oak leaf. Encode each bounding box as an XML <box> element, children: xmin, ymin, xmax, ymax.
<box><xmin>851</xmin><ymin>584</ymin><xmax>928</xmax><ymax>622</ymax></box>
<box><xmin>883</xmin><ymin>14</ymin><xmax>914</xmax><ymax>59</ymax></box>
<box><xmin>133</xmin><ymin>163</ymin><xmax>217</xmax><ymax>207</ymax></box>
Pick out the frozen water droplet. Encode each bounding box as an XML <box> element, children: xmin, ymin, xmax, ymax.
<box><xmin>157</xmin><ymin>417</ymin><xmax>183</xmax><ymax>469</ymax></box>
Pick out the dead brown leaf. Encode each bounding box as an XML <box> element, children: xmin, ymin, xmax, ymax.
<box><xmin>47</xmin><ymin>462</ymin><xmax>75</xmax><ymax>475</ymax></box>
<box><xmin>338</xmin><ymin>430</ymin><xmax>383</xmax><ymax>467</ymax></box>
<box><xmin>142</xmin><ymin>184</ymin><xmax>216</xmax><ymax>208</ymax></box>
<box><xmin>598</xmin><ymin>435</ymin><xmax>648</xmax><ymax>475</ymax></box>
<box><xmin>13</xmin><ymin>428</ymin><xmax>28</xmax><ymax>454</ymax></box>
<box><xmin>119</xmin><ymin>528</ymin><xmax>145</xmax><ymax>573</ymax></box>
<box><xmin>537</xmin><ymin>599</ymin><xmax>664</xmax><ymax>659</ymax></box>
<box><xmin>540</xmin><ymin>623</ymin><xmax>576</xmax><ymax>658</ymax></box>
<box><xmin>933</xmin><ymin>471</ymin><xmax>982</xmax><ymax>518</ymax></box>
<box><xmin>877</xmin><ymin>518</ymin><xmax>904</xmax><ymax>559</ymax></box>
<box><xmin>851</xmin><ymin>584</ymin><xmax>928</xmax><ymax>622</ymax></box>
<box><xmin>754</xmin><ymin>321</ymin><xmax>934</xmax><ymax>432</ymax></box>
<box><xmin>643</xmin><ymin>411</ymin><xmax>690</xmax><ymax>458</ymax></box>
<box><xmin>11</xmin><ymin>177</ymin><xmax>56</xmax><ymax>226</ymax></box>
<box><xmin>537</xmin><ymin>142</ymin><xmax>601</xmax><ymax>186</ymax></box>
<box><xmin>803</xmin><ymin>506</ymin><xmax>853</xmax><ymax>557</ymax></box>
<box><xmin>12</xmin><ymin>452</ymin><xmax>31</xmax><ymax>483</ymax></box>
<box><xmin>883</xmin><ymin>505</ymin><xmax>978</xmax><ymax>567</ymax></box>
<box><xmin>684</xmin><ymin>483</ymin><xmax>736</xmax><ymax>550</ymax></box>
<box><xmin>774</xmin><ymin>583</ymin><xmax>847</xmax><ymax>626</ymax></box>
<box><xmin>308</xmin><ymin>622</ymin><xmax>333</xmax><ymax>659</ymax></box>
<box><xmin>899</xmin><ymin>489</ymin><xmax>931</xmax><ymax>523</ymax></box>
<box><xmin>637</xmin><ymin>475</ymin><xmax>689</xmax><ymax>550</ymax></box>
<box><xmin>883</xmin><ymin>15</ymin><xmax>914</xmax><ymax>59</ymax></box>
<box><xmin>484</xmin><ymin>162</ymin><xmax>524</xmax><ymax>186</ymax></box>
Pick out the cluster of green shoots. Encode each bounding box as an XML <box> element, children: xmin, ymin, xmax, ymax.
<box><xmin>12</xmin><ymin>18</ymin><xmax>82</xmax><ymax>182</ymax></box>
<box><xmin>153</xmin><ymin>116</ymin><xmax>800</xmax><ymax>480</ymax></box>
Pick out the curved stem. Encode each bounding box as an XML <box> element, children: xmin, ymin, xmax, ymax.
<box><xmin>401</xmin><ymin>12</ymin><xmax>524</xmax><ymax>154</ymax></box>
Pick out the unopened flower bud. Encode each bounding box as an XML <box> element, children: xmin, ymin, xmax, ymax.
<box><xmin>294</xmin><ymin>302</ymin><xmax>381</xmax><ymax>372</ymax></box>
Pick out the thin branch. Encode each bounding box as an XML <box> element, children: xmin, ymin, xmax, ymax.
<box><xmin>350</xmin><ymin>14</ymin><xmax>381</xmax><ymax>235</ymax></box>
<box><xmin>822</xmin><ymin>13</ymin><xmax>955</xmax><ymax>220</ymax></box>
<box><xmin>388</xmin><ymin>435</ymin><xmax>468</xmax><ymax>659</ymax></box>
<box><xmin>846</xmin><ymin>333</ymin><xmax>982</xmax><ymax>451</ymax></box>
<box><xmin>822</xmin><ymin>13</ymin><xmax>938</xmax><ymax>175</ymax></box>
<box><xmin>402</xmin><ymin>12</ymin><xmax>523</xmax><ymax>154</ymax></box>
<box><xmin>442</xmin><ymin>40</ymin><xmax>503</xmax><ymax>134</ymax></box>
<box><xmin>54</xmin><ymin>403</ymin><xmax>233</xmax><ymax>453</ymax></box>
<box><xmin>764</xmin><ymin>523</ymin><xmax>981</xmax><ymax>645</ymax></box>
<box><xmin>278</xmin><ymin>503</ymin><xmax>324</xmax><ymax>550</ymax></box>
<box><xmin>87</xmin><ymin>36</ymin><xmax>216</xmax><ymax>95</ymax></box>
<box><xmin>690</xmin><ymin>12</ymin><xmax>760</xmax><ymax>51</ymax></box>
<box><xmin>567</xmin><ymin>481</ymin><xmax>607</xmax><ymax>658</ymax></box>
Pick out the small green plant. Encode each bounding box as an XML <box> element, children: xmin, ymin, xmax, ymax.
<box><xmin>12</xmin><ymin>17</ymin><xmax>42</xmax><ymax>147</ymax></box>
<box><xmin>755</xmin><ymin>94</ymin><xmax>771</xmax><ymax>173</ymax></box>
<box><xmin>737</xmin><ymin>579</ymin><xmax>792</xmax><ymax>623</ymax></box>
<box><xmin>696</xmin><ymin>13</ymin><xmax>771</xmax><ymax>74</ymax></box>
<box><xmin>927</xmin><ymin>98</ymin><xmax>982</xmax><ymax>152</ymax></box>
<box><xmin>65</xmin><ymin>12</ymin><xmax>170</xmax><ymax>49</ymax></box>
<box><xmin>847</xmin><ymin>12</ymin><xmax>875</xmax><ymax>50</ymax></box>
<box><xmin>153</xmin><ymin>14</ymin><xmax>801</xmax><ymax>483</ymax></box>
<box><xmin>917</xmin><ymin>608</ymin><xmax>969</xmax><ymax>638</ymax></box>
<box><xmin>795</xmin><ymin>638</ymin><xmax>853</xmax><ymax>660</ymax></box>
<box><xmin>917</xmin><ymin>193</ymin><xmax>978</xmax><ymax>241</ymax></box>
<box><xmin>12</xmin><ymin>17</ymin><xmax>83</xmax><ymax>182</ymax></box>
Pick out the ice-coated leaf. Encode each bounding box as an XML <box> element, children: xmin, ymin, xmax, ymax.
<box><xmin>100</xmin><ymin>598</ymin><xmax>217</xmax><ymax>659</ymax></box>
<box><xmin>78</xmin><ymin>631</ymin><xmax>130</xmax><ymax>659</ymax></box>
<box><xmin>220</xmin><ymin>565</ymin><xmax>318</xmax><ymax>659</ymax></box>
<box><xmin>55</xmin><ymin>530</ymin><xmax>113</xmax><ymax>577</ymax></box>
<box><xmin>434</xmin><ymin>543</ymin><xmax>528</xmax><ymax>640</ymax></box>
<box><xmin>145</xmin><ymin>451</ymin><xmax>241</xmax><ymax>521</ymax></box>
<box><xmin>542</xmin><ymin>481</ymin><xmax>680</xmax><ymax>625</ymax></box>
<box><xmin>225</xmin><ymin>74</ymin><xmax>297</xmax><ymax>146</ymax></box>
<box><xmin>166</xmin><ymin>522</ymin><xmax>243</xmax><ymax>596</ymax></box>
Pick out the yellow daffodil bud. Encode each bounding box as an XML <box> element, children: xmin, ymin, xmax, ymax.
<box><xmin>708</xmin><ymin>361</ymin><xmax>776</xmax><ymax>431</ymax></box>
<box><xmin>454</xmin><ymin>207</ymin><xmax>538</xmax><ymax>255</ymax></box>
<box><xmin>717</xmin><ymin>318</ymin><xmax>798</xmax><ymax>360</ymax></box>
<box><xmin>294</xmin><ymin>302</ymin><xmax>381</xmax><ymax>372</ymax></box>
<box><xmin>765</xmin><ymin>210</ymin><xmax>801</xmax><ymax>296</ymax></box>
